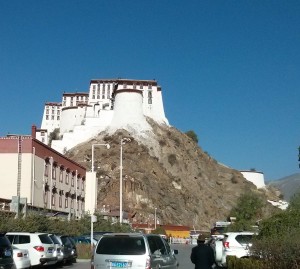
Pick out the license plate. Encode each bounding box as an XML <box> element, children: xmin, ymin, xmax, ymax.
<box><xmin>111</xmin><ymin>261</ymin><xmax>128</xmax><ymax>268</ymax></box>
<box><xmin>48</xmin><ymin>249</ymin><xmax>53</xmax><ymax>254</ymax></box>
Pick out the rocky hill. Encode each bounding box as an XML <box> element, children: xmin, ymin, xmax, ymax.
<box><xmin>66</xmin><ymin>119</ymin><xmax>280</xmax><ymax>230</ymax></box>
<box><xmin>268</xmin><ymin>173</ymin><xmax>300</xmax><ymax>201</ymax></box>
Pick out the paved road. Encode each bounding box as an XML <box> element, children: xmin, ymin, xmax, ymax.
<box><xmin>68</xmin><ymin>243</ymin><xmax>195</xmax><ymax>269</ymax></box>
<box><xmin>171</xmin><ymin>243</ymin><xmax>195</xmax><ymax>268</ymax></box>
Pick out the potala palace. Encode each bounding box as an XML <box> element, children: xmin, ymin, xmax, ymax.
<box><xmin>37</xmin><ymin>78</ymin><xmax>169</xmax><ymax>153</ymax></box>
<box><xmin>36</xmin><ymin>77</ymin><xmax>271</xmax><ymax>192</ymax></box>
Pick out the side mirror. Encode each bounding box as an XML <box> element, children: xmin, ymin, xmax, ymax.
<box><xmin>173</xmin><ymin>249</ymin><xmax>178</xmax><ymax>255</ymax></box>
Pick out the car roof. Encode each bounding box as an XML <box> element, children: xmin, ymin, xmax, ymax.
<box><xmin>101</xmin><ymin>233</ymin><xmax>144</xmax><ymax>236</ymax></box>
<box><xmin>6</xmin><ymin>232</ymin><xmax>47</xmax><ymax>235</ymax></box>
<box><xmin>224</xmin><ymin>232</ymin><xmax>254</xmax><ymax>236</ymax></box>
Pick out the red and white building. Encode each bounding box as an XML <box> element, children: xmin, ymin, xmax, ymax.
<box><xmin>38</xmin><ymin>78</ymin><xmax>169</xmax><ymax>153</ymax></box>
<box><xmin>0</xmin><ymin>126</ymin><xmax>86</xmax><ymax>217</ymax></box>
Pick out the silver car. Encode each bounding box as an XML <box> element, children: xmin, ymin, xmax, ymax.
<box><xmin>92</xmin><ymin>233</ymin><xmax>179</xmax><ymax>269</ymax></box>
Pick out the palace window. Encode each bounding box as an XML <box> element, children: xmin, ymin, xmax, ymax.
<box><xmin>65</xmin><ymin>197</ymin><xmax>68</xmax><ymax>208</ymax></box>
<box><xmin>52</xmin><ymin>163</ymin><xmax>57</xmax><ymax>179</ymax></box>
<box><xmin>44</xmin><ymin>163</ymin><xmax>49</xmax><ymax>177</ymax></box>
<box><xmin>59</xmin><ymin>195</ymin><xmax>62</xmax><ymax>208</ymax></box>
<box><xmin>65</xmin><ymin>173</ymin><xmax>69</xmax><ymax>185</ymax></box>
<box><xmin>46</xmin><ymin>115</ymin><xmax>49</xmax><ymax>120</ymax></box>
<box><xmin>71</xmin><ymin>173</ymin><xmax>75</xmax><ymax>187</ymax></box>
<box><xmin>51</xmin><ymin>194</ymin><xmax>55</xmax><ymax>206</ymax></box>
<box><xmin>59</xmin><ymin>169</ymin><xmax>63</xmax><ymax>182</ymax></box>
<box><xmin>44</xmin><ymin>192</ymin><xmax>48</xmax><ymax>205</ymax></box>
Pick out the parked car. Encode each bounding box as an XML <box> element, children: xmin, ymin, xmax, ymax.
<box><xmin>72</xmin><ymin>236</ymin><xmax>90</xmax><ymax>245</ymax></box>
<box><xmin>52</xmin><ymin>235</ymin><xmax>74</xmax><ymax>264</ymax></box>
<box><xmin>12</xmin><ymin>246</ymin><xmax>30</xmax><ymax>269</ymax></box>
<box><xmin>92</xmin><ymin>233</ymin><xmax>179</xmax><ymax>269</ymax></box>
<box><xmin>48</xmin><ymin>234</ymin><xmax>64</xmax><ymax>263</ymax></box>
<box><xmin>83</xmin><ymin>231</ymin><xmax>112</xmax><ymax>241</ymax></box>
<box><xmin>80</xmin><ymin>235</ymin><xmax>98</xmax><ymax>246</ymax></box>
<box><xmin>6</xmin><ymin>232</ymin><xmax>57</xmax><ymax>267</ymax></box>
<box><xmin>68</xmin><ymin>237</ymin><xmax>78</xmax><ymax>262</ymax></box>
<box><xmin>214</xmin><ymin>231</ymin><xmax>255</xmax><ymax>267</ymax></box>
<box><xmin>0</xmin><ymin>233</ymin><xmax>16</xmax><ymax>269</ymax></box>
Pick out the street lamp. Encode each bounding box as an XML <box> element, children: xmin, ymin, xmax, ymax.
<box><xmin>120</xmin><ymin>137</ymin><xmax>131</xmax><ymax>223</ymax></box>
<box><xmin>154</xmin><ymin>208</ymin><xmax>157</xmax><ymax>230</ymax></box>
<box><xmin>90</xmin><ymin>143</ymin><xmax>110</xmax><ymax>250</ymax></box>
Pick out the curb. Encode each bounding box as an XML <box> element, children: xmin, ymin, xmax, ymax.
<box><xmin>77</xmin><ymin>259</ymin><xmax>90</xmax><ymax>263</ymax></box>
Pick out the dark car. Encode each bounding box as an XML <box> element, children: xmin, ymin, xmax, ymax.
<box><xmin>53</xmin><ymin>235</ymin><xmax>75</xmax><ymax>264</ymax></box>
<box><xmin>0</xmin><ymin>233</ymin><xmax>16</xmax><ymax>269</ymax></box>
<box><xmin>67</xmin><ymin>237</ymin><xmax>77</xmax><ymax>262</ymax></box>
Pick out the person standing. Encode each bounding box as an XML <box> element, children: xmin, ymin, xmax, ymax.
<box><xmin>190</xmin><ymin>234</ymin><xmax>215</xmax><ymax>269</ymax></box>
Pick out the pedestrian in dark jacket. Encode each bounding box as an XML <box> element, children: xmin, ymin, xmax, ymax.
<box><xmin>190</xmin><ymin>234</ymin><xmax>215</xmax><ymax>269</ymax></box>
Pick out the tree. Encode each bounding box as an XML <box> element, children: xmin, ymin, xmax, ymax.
<box><xmin>185</xmin><ymin>130</ymin><xmax>198</xmax><ymax>143</ymax></box>
<box><xmin>227</xmin><ymin>190</ymin><xmax>263</xmax><ymax>231</ymax></box>
<box><xmin>48</xmin><ymin>128</ymin><xmax>60</xmax><ymax>146</ymax></box>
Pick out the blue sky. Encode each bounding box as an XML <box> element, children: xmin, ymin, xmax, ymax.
<box><xmin>1</xmin><ymin>0</ymin><xmax>299</xmax><ymax>181</ymax></box>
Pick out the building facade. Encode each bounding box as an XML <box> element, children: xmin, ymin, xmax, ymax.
<box><xmin>38</xmin><ymin>78</ymin><xmax>169</xmax><ymax>152</ymax></box>
<box><xmin>0</xmin><ymin>126</ymin><xmax>86</xmax><ymax>217</ymax></box>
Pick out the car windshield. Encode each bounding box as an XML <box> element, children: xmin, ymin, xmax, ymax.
<box><xmin>39</xmin><ymin>234</ymin><xmax>53</xmax><ymax>244</ymax></box>
<box><xmin>49</xmin><ymin>235</ymin><xmax>60</xmax><ymax>244</ymax></box>
<box><xmin>96</xmin><ymin>235</ymin><xmax>146</xmax><ymax>255</ymax></box>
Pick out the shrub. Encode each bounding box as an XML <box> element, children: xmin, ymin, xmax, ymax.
<box><xmin>185</xmin><ymin>130</ymin><xmax>198</xmax><ymax>143</ymax></box>
<box><xmin>168</xmin><ymin>154</ymin><xmax>177</xmax><ymax>166</ymax></box>
<box><xmin>76</xmin><ymin>243</ymin><xmax>93</xmax><ymax>259</ymax></box>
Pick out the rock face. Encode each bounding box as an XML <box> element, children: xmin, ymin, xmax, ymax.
<box><xmin>66</xmin><ymin>119</ymin><xmax>279</xmax><ymax>230</ymax></box>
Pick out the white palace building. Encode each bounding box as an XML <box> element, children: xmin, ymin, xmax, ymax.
<box><xmin>37</xmin><ymin>78</ymin><xmax>169</xmax><ymax>153</ymax></box>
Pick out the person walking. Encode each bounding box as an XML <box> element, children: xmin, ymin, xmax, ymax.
<box><xmin>190</xmin><ymin>234</ymin><xmax>215</xmax><ymax>269</ymax></box>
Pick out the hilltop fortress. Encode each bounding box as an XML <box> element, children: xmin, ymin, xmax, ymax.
<box><xmin>37</xmin><ymin>78</ymin><xmax>169</xmax><ymax>153</ymax></box>
<box><xmin>36</xmin><ymin>77</ymin><xmax>269</xmax><ymax>191</ymax></box>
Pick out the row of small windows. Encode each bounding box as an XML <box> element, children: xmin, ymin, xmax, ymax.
<box><xmin>63</xmin><ymin>96</ymin><xmax>87</xmax><ymax>101</ymax></box>
<box><xmin>92</xmin><ymin>83</ymin><xmax>153</xmax><ymax>91</ymax></box>
<box><xmin>92</xmin><ymin>84</ymin><xmax>111</xmax><ymax>90</ymax></box>
<box><xmin>44</xmin><ymin>191</ymin><xmax>84</xmax><ymax>210</ymax></box>
<box><xmin>45</xmin><ymin>115</ymin><xmax>60</xmax><ymax>120</ymax></box>
<box><xmin>46</xmin><ymin>109</ymin><xmax>61</xmax><ymax>115</ymax></box>
<box><xmin>44</xmin><ymin>164</ymin><xmax>85</xmax><ymax>191</ymax></box>
<box><xmin>92</xmin><ymin>88</ymin><xmax>111</xmax><ymax>100</ymax></box>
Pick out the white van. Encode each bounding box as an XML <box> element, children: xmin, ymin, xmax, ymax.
<box><xmin>92</xmin><ymin>233</ymin><xmax>179</xmax><ymax>269</ymax></box>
